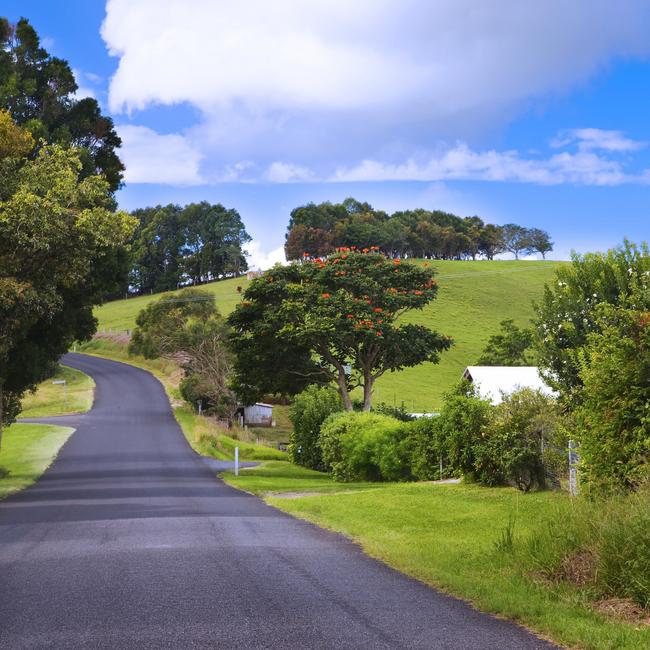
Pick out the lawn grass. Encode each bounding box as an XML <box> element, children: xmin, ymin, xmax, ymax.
<box><xmin>20</xmin><ymin>364</ymin><xmax>95</xmax><ymax>417</ymax></box>
<box><xmin>223</xmin><ymin>463</ymin><xmax>650</xmax><ymax>650</ymax></box>
<box><xmin>0</xmin><ymin>423</ymin><xmax>74</xmax><ymax>499</ymax></box>
<box><xmin>93</xmin><ymin>260</ymin><xmax>563</xmax><ymax>410</ymax></box>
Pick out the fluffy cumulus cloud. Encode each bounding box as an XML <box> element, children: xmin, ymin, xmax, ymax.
<box><xmin>101</xmin><ymin>0</ymin><xmax>650</xmax><ymax>183</ymax></box>
<box><xmin>244</xmin><ymin>241</ymin><xmax>287</xmax><ymax>271</ymax></box>
<box><xmin>117</xmin><ymin>125</ymin><xmax>204</xmax><ymax>185</ymax></box>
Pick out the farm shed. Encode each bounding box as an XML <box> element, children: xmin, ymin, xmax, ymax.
<box><xmin>238</xmin><ymin>402</ymin><xmax>274</xmax><ymax>427</ymax></box>
<box><xmin>462</xmin><ymin>366</ymin><xmax>556</xmax><ymax>405</ymax></box>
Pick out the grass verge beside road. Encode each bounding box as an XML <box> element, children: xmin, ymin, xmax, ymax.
<box><xmin>223</xmin><ymin>462</ymin><xmax>650</xmax><ymax>650</ymax></box>
<box><xmin>21</xmin><ymin>364</ymin><xmax>95</xmax><ymax>417</ymax></box>
<box><xmin>0</xmin><ymin>424</ymin><xmax>74</xmax><ymax>499</ymax></box>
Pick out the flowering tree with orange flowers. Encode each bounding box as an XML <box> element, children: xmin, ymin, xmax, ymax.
<box><xmin>228</xmin><ymin>249</ymin><xmax>452</xmax><ymax>410</ymax></box>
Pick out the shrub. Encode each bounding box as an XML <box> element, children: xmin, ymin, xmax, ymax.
<box><xmin>373</xmin><ymin>402</ymin><xmax>415</xmax><ymax>422</ymax></box>
<box><xmin>407</xmin><ymin>417</ymin><xmax>443</xmax><ymax>480</ymax></box>
<box><xmin>436</xmin><ymin>384</ymin><xmax>492</xmax><ymax>479</ymax></box>
<box><xmin>319</xmin><ymin>412</ymin><xmax>409</xmax><ymax>482</ymax></box>
<box><xmin>575</xmin><ymin>301</ymin><xmax>650</xmax><ymax>493</ymax></box>
<box><xmin>478</xmin><ymin>388</ymin><xmax>564</xmax><ymax>491</ymax></box>
<box><xmin>288</xmin><ymin>386</ymin><xmax>342</xmax><ymax>470</ymax></box>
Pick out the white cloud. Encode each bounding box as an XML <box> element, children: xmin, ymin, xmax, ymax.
<box><xmin>116</xmin><ymin>125</ymin><xmax>204</xmax><ymax>185</ymax></box>
<box><xmin>331</xmin><ymin>143</ymin><xmax>630</xmax><ymax>186</ymax></box>
<box><xmin>244</xmin><ymin>241</ymin><xmax>287</xmax><ymax>271</ymax></box>
<box><xmin>551</xmin><ymin>128</ymin><xmax>646</xmax><ymax>152</ymax></box>
<box><xmin>101</xmin><ymin>0</ymin><xmax>650</xmax><ymax>175</ymax></box>
<box><xmin>264</xmin><ymin>162</ymin><xmax>315</xmax><ymax>183</ymax></box>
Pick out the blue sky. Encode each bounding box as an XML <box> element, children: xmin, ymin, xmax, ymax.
<box><xmin>5</xmin><ymin>0</ymin><xmax>650</xmax><ymax>266</ymax></box>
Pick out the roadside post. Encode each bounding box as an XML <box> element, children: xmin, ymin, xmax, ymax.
<box><xmin>568</xmin><ymin>440</ymin><xmax>579</xmax><ymax>496</ymax></box>
<box><xmin>235</xmin><ymin>446</ymin><xmax>239</xmax><ymax>476</ymax></box>
<box><xmin>52</xmin><ymin>379</ymin><xmax>67</xmax><ymax>412</ymax></box>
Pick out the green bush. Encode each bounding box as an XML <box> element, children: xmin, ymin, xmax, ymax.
<box><xmin>477</xmin><ymin>389</ymin><xmax>564</xmax><ymax>491</ymax></box>
<box><xmin>319</xmin><ymin>411</ymin><xmax>409</xmax><ymax>482</ymax></box>
<box><xmin>407</xmin><ymin>417</ymin><xmax>443</xmax><ymax>480</ymax></box>
<box><xmin>288</xmin><ymin>386</ymin><xmax>342</xmax><ymax>470</ymax></box>
<box><xmin>436</xmin><ymin>384</ymin><xmax>492</xmax><ymax>479</ymax></box>
<box><xmin>575</xmin><ymin>301</ymin><xmax>650</xmax><ymax>493</ymax></box>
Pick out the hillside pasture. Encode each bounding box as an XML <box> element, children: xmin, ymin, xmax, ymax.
<box><xmin>94</xmin><ymin>260</ymin><xmax>562</xmax><ymax>410</ymax></box>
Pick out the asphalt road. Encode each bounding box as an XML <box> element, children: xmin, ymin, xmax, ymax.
<box><xmin>0</xmin><ymin>353</ymin><xmax>557</xmax><ymax>649</ymax></box>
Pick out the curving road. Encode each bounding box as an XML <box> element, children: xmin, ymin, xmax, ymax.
<box><xmin>0</xmin><ymin>353</ymin><xmax>557</xmax><ymax>649</ymax></box>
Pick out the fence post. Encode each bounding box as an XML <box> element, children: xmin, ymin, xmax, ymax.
<box><xmin>568</xmin><ymin>440</ymin><xmax>579</xmax><ymax>496</ymax></box>
<box><xmin>235</xmin><ymin>446</ymin><xmax>239</xmax><ymax>477</ymax></box>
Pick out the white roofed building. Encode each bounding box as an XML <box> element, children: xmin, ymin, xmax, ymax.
<box><xmin>462</xmin><ymin>366</ymin><xmax>556</xmax><ymax>405</ymax></box>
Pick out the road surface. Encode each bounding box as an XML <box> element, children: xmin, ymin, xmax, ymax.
<box><xmin>0</xmin><ymin>353</ymin><xmax>557</xmax><ymax>649</ymax></box>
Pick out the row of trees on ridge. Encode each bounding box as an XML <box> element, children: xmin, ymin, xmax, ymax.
<box><xmin>285</xmin><ymin>198</ymin><xmax>553</xmax><ymax>261</ymax></box>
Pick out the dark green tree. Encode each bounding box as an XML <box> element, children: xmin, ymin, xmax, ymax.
<box><xmin>477</xmin><ymin>319</ymin><xmax>535</xmax><ymax>366</ymax></box>
<box><xmin>527</xmin><ymin>227</ymin><xmax>553</xmax><ymax>259</ymax></box>
<box><xmin>0</xmin><ymin>126</ymin><xmax>136</xmax><ymax>447</ymax></box>
<box><xmin>228</xmin><ymin>251</ymin><xmax>452</xmax><ymax>410</ymax></box>
<box><xmin>0</xmin><ymin>17</ymin><xmax>124</xmax><ymax>192</ymax></box>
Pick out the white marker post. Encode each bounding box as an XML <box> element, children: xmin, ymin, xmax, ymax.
<box><xmin>52</xmin><ymin>379</ymin><xmax>67</xmax><ymax>412</ymax></box>
<box><xmin>235</xmin><ymin>446</ymin><xmax>239</xmax><ymax>476</ymax></box>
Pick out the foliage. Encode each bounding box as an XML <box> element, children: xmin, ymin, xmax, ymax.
<box><xmin>574</xmin><ymin>300</ymin><xmax>650</xmax><ymax>492</ymax></box>
<box><xmin>288</xmin><ymin>385</ymin><xmax>342</xmax><ymax>470</ymax></box>
<box><xmin>0</xmin><ymin>18</ymin><xmax>124</xmax><ymax>191</ymax></box>
<box><xmin>228</xmin><ymin>250</ymin><xmax>452</xmax><ymax>410</ymax></box>
<box><xmin>0</xmin><ymin>134</ymin><xmax>135</xmax><ymax>441</ymax></box>
<box><xmin>129</xmin><ymin>289</ymin><xmax>236</xmax><ymax>418</ymax></box>
<box><xmin>319</xmin><ymin>411</ymin><xmax>411</xmax><ymax>482</ymax></box>
<box><xmin>128</xmin><ymin>202</ymin><xmax>251</xmax><ymax>294</ymax></box>
<box><xmin>477</xmin><ymin>389</ymin><xmax>564</xmax><ymax>491</ymax></box>
<box><xmin>284</xmin><ymin>197</ymin><xmax>552</xmax><ymax>261</ymax></box>
<box><xmin>477</xmin><ymin>319</ymin><xmax>535</xmax><ymax>366</ymax></box>
<box><xmin>406</xmin><ymin>416</ymin><xmax>443</xmax><ymax>480</ymax></box>
<box><xmin>435</xmin><ymin>384</ymin><xmax>492</xmax><ymax>478</ymax></box>
<box><xmin>535</xmin><ymin>240</ymin><xmax>650</xmax><ymax>399</ymax></box>
<box><xmin>129</xmin><ymin>289</ymin><xmax>218</xmax><ymax>359</ymax></box>
<box><xmin>372</xmin><ymin>401</ymin><xmax>415</xmax><ymax>421</ymax></box>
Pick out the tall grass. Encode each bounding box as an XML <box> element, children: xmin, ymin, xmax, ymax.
<box><xmin>523</xmin><ymin>485</ymin><xmax>650</xmax><ymax>609</ymax></box>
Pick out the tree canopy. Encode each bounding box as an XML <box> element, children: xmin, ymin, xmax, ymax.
<box><xmin>285</xmin><ymin>198</ymin><xmax>552</xmax><ymax>262</ymax></box>
<box><xmin>0</xmin><ymin>116</ymin><xmax>136</xmax><ymax>443</ymax></box>
<box><xmin>535</xmin><ymin>240</ymin><xmax>650</xmax><ymax>400</ymax></box>
<box><xmin>477</xmin><ymin>319</ymin><xmax>535</xmax><ymax>366</ymax></box>
<box><xmin>228</xmin><ymin>250</ymin><xmax>452</xmax><ymax>410</ymax></box>
<box><xmin>0</xmin><ymin>17</ymin><xmax>124</xmax><ymax>192</ymax></box>
<box><xmin>128</xmin><ymin>202</ymin><xmax>251</xmax><ymax>294</ymax></box>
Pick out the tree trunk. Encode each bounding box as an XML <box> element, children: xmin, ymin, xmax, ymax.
<box><xmin>362</xmin><ymin>374</ymin><xmax>373</xmax><ymax>411</ymax></box>
<box><xmin>336</xmin><ymin>369</ymin><xmax>353</xmax><ymax>411</ymax></box>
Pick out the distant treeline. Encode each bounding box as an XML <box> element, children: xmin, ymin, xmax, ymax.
<box><xmin>285</xmin><ymin>198</ymin><xmax>552</xmax><ymax>261</ymax></box>
<box><xmin>120</xmin><ymin>197</ymin><xmax>552</xmax><ymax>298</ymax></box>
<box><xmin>126</xmin><ymin>202</ymin><xmax>251</xmax><ymax>296</ymax></box>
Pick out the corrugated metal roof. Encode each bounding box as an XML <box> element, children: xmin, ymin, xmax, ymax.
<box><xmin>462</xmin><ymin>366</ymin><xmax>555</xmax><ymax>405</ymax></box>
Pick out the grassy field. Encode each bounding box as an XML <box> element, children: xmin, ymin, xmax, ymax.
<box><xmin>223</xmin><ymin>462</ymin><xmax>650</xmax><ymax>650</ymax></box>
<box><xmin>94</xmin><ymin>260</ymin><xmax>563</xmax><ymax>410</ymax></box>
<box><xmin>21</xmin><ymin>364</ymin><xmax>95</xmax><ymax>417</ymax></box>
<box><xmin>0</xmin><ymin>423</ymin><xmax>74</xmax><ymax>499</ymax></box>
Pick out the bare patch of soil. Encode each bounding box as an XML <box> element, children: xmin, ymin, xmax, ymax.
<box><xmin>593</xmin><ymin>598</ymin><xmax>650</xmax><ymax>626</ymax></box>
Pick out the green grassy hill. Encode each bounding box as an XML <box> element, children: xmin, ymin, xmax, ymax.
<box><xmin>94</xmin><ymin>260</ymin><xmax>563</xmax><ymax>409</ymax></box>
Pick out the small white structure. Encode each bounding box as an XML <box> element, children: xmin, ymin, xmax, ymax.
<box><xmin>241</xmin><ymin>402</ymin><xmax>274</xmax><ymax>427</ymax></box>
<box><xmin>462</xmin><ymin>366</ymin><xmax>555</xmax><ymax>405</ymax></box>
